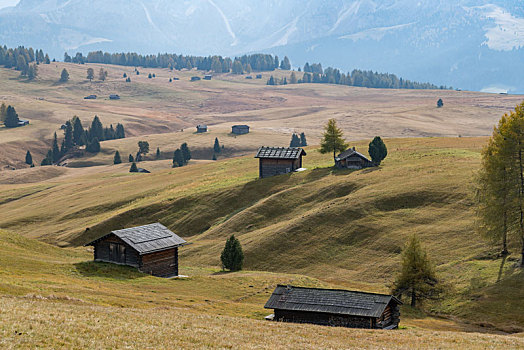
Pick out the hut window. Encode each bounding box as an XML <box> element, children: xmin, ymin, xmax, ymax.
<box><xmin>119</xmin><ymin>244</ymin><xmax>126</xmax><ymax>262</ymax></box>
<box><xmin>109</xmin><ymin>243</ymin><xmax>116</xmax><ymax>261</ymax></box>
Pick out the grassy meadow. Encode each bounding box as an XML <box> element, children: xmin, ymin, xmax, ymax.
<box><xmin>1</xmin><ymin>62</ymin><xmax>524</xmax><ymax>347</ymax></box>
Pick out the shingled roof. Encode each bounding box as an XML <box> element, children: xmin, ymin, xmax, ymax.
<box><xmin>335</xmin><ymin>148</ymin><xmax>372</xmax><ymax>162</ymax></box>
<box><xmin>85</xmin><ymin>223</ymin><xmax>187</xmax><ymax>255</ymax></box>
<box><xmin>264</xmin><ymin>285</ymin><xmax>401</xmax><ymax>318</ymax></box>
<box><xmin>255</xmin><ymin>147</ymin><xmax>306</xmax><ymax>159</ymax></box>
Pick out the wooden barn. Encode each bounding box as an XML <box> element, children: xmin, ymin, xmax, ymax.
<box><xmin>85</xmin><ymin>223</ymin><xmax>187</xmax><ymax>278</ymax></box>
<box><xmin>335</xmin><ymin>147</ymin><xmax>374</xmax><ymax>169</ymax></box>
<box><xmin>255</xmin><ymin>146</ymin><xmax>306</xmax><ymax>178</ymax></box>
<box><xmin>109</xmin><ymin>94</ymin><xmax>120</xmax><ymax>100</ymax></box>
<box><xmin>196</xmin><ymin>124</ymin><xmax>208</xmax><ymax>133</ymax></box>
<box><xmin>204</xmin><ymin>75</ymin><xmax>212</xmax><ymax>80</ymax></box>
<box><xmin>265</xmin><ymin>285</ymin><xmax>401</xmax><ymax>329</ymax></box>
<box><xmin>232</xmin><ymin>124</ymin><xmax>249</xmax><ymax>135</ymax></box>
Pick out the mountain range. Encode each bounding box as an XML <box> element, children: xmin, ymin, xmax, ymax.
<box><xmin>0</xmin><ymin>0</ymin><xmax>523</xmax><ymax>93</ymax></box>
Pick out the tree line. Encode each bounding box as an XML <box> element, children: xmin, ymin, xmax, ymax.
<box><xmin>268</xmin><ymin>68</ymin><xmax>447</xmax><ymax>90</ymax></box>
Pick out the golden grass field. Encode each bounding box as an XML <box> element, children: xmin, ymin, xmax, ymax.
<box><xmin>1</xmin><ymin>63</ymin><xmax>524</xmax><ymax>348</ymax></box>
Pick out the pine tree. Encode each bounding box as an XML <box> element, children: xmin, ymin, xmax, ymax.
<box><xmin>267</xmin><ymin>76</ymin><xmax>275</xmax><ymax>86</ymax></box>
<box><xmin>129</xmin><ymin>154</ymin><xmax>134</xmax><ymax>162</ymax></box>
<box><xmin>173</xmin><ymin>149</ymin><xmax>184</xmax><ymax>167</ymax></box>
<box><xmin>27</xmin><ymin>64</ymin><xmax>38</xmax><ymax>80</ymax></box>
<box><xmin>72</xmin><ymin>116</ymin><xmax>85</xmax><ymax>146</ymax></box>
<box><xmin>86</xmin><ymin>137</ymin><xmax>100</xmax><ymax>153</ymax></box>
<box><xmin>300</xmin><ymin>132</ymin><xmax>307</xmax><ymax>146</ymax></box>
<box><xmin>220</xmin><ymin>235</ymin><xmax>244</xmax><ymax>271</ymax></box>
<box><xmin>289</xmin><ymin>133</ymin><xmax>301</xmax><ymax>147</ymax></box>
<box><xmin>41</xmin><ymin>150</ymin><xmax>53</xmax><ymax>166</ymax></box>
<box><xmin>280</xmin><ymin>56</ymin><xmax>291</xmax><ymax>70</ymax></box>
<box><xmin>232</xmin><ymin>60</ymin><xmax>243</xmax><ymax>74</ymax></box>
<box><xmin>25</xmin><ymin>150</ymin><xmax>33</xmax><ymax>165</ymax></box>
<box><xmin>437</xmin><ymin>99</ymin><xmax>444</xmax><ymax>108</ymax></box>
<box><xmin>60</xmin><ymin>68</ymin><xmax>69</xmax><ymax>82</ymax></box>
<box><xmin>4</xmin><ymin>105</ymin><xmax>20</xmax><ymax>127</ymax></box>
<box><xmin>52</xmin><ymin>132</ymin><xmax>61</xmax><ymax>162</ymax></box>
<box><xmin>86</xmin><ymin>68</ymin><xmax>94</xmax><ymax>81</ymax></box>
<box><xmin>181</xmin><ymin>143</ymin><xmax>191</xmax><ymax>163</ymax></box>
<box><xmin>99</xmin><ymin>68</ymin><xmax>107</xmax><ymax>81</ymax></box>
<box><xmin>368</xmin><ymin>136</ymin><xmax>388</xmax><ymax>165</ymax></box>
<box><xmin>113</xmin><ymin>151</ymin><xmax>122</xmax><ymax>164</ymax></box>
<box><xmin>156</xmin><ymin>147</ymin><xmax>161</xmax><ymax>159</ymax></box>
<box><xmin>89</xmin><ymin>116</ymin><xmax>104</xmax><ymax>141</ymax></box>
<box><xmin>115</xmin><ymin>123</ymin><xmax>125</xmax><ymax>139</ymax></box>
<box><xmin>0</xmin><ymin>102</ymin><xmax>6</xmax><ymax>122</ymax></box>
<box><xmin>393</xmin><ymin>235</ymin><xmax>439</xmax><ymax>307</ymax></box>
<box><xmin>138</xmin><ymin>141</ymin><xmax>150</xmax><ymax>156</ymax></box>
<box><xmin>148</xmin><ymin>73</ymin><xmax>152</xmax><ymax>79</ymax></box>
<box><xmin>320</xmin><ymin>119</ymin><xmax>348</xmax><ymax>165</ymax></box>
<box><xmin>63</xmin><ymin>121</ymin><xmax>73</xmax><ymax>152</ymax></box>
<box><xmin>213</xmin><ymin>138</ymin><xmax>221</xmax><ymax>153</ymax></box>
<box><xmin>289</xmin><ymin>72</ymin><xmax>297</xmax><ymax>84</ymax></box>
<box><xmin>129</xmin><ymin>162</ymin><xmax>138</xmax><ymax>172</ymax></box>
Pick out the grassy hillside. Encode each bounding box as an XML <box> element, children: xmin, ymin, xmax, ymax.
<box><xmin>1</xmin><ymin>136</ymin><xmax>523</xmax><ymax>333</ymax></box>
<box><xmin>1</xmin><ymin>229</ymin><xmax>523</xmax><ymax>349</ymax></box>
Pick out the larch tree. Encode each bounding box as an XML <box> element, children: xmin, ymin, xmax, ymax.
<box><xmin>393</xmin><ymin>235</ymin><xmax>439</xmax><ymax>308</ymax></box>
<box><xmin>59</xmin><ymin>68</ymin><xmax>69</xmax><ymax>82</ymax></box>
<box><xmin>86</xmin><ymin>68</ymin><xmax>94</xmax><ymax>81</ymax></box>
<box><xmin>320</xmin><ymin>119</ymin><xmax>348</xmax><ymax>165</ymax></box>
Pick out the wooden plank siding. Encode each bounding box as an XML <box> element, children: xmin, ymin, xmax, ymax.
<box><xmin>140</xmin><ymin>247</ymin><xmax>178</xmax><ymax>277</ymax></box>
<box><xmin>259</xmin><ymin>158</ymin><xmax>301</xmax><ymax>178</ymax></box>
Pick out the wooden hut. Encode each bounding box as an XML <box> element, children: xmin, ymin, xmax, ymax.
<box><xmin>335</xmin><ymin>147</ymin><xmax>374</xmax><ymax>169</ymax></box>
<box><xmin>232</xmin><ymin>125</ymin><xmax>249</xmax><ymax>135</ymax></box>
<box><xmin>109</xmin><ymin>94</ymin><xmax>120</xmax><ymax>100</ymax></box>
<box><xmin>196</xmin><ymin>124</ymin><xmax>208</xmax><ymax>133</ymax></box>
<box><xmin>190</xmin><ymin>76</ymin><xmax>201</xmax><ymax>81</ymax></box>
<box><xmin>204</xmin><ymin>75</ymin><xmax>212</xmax><ymax>80</ymax></box>
<box><xmin>265</xmin><ymin>285</ymin><xmax>401</xmax><ymax>329</ymax></box>
<box><xmin>255</xmin><ymin>147</ymin><xmax>306</xmax><ymax>178</ymax></box>
<box><xmin>85</xmin><ymin>223</ymin><xmax>187</xmax><ymax>278</ymax></box>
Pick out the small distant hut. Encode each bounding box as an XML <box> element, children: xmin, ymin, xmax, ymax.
<box><xmin>109</xmin><ymin>94</ymin><xmax>120</xmax><ymax>100</ymax></box>
<box><xmin>245</xmin><ymin>76</ymin><xmax>253</xmax><ymax>79</ymax></box>
<box><xmin>255</xmin><ymin>146</ymin><xmax>306</xmax><ymax>178</ymax></box>
<box><xmin>196</xmin><ymin>124</ymin><xmax>208</xmax><ymax>133</ymax></box>
<box><xmin>85</xmin><ymin>223</ymin><xmax>187</xmax><ymax>277</ymax></box>
<box><xmin>256</xmin><ymin>74</ymin><xmax>262</xmax><ymax>79</ymax></box>
<box><xmin>204</xmin><ymin>75</ymin><xmax>212</xmax><ymax>80</ymax></box>
<box><xmin>84</xmin><ymin>95</ymin><xmax>97</xmax><ymax>100</ymax></box>
<box><xmin>265</xmin><ymin>285</ymin><xmax>402</xmax><ymax>329</ymax></box>
<box><xmin>191</xmin><ymin>76</ymin><xmax>201</xmax><ymax>81</ymax></box>
<box><xmin>232</xmin><ymin>125</ymin><xmax>249</xmax><ymax>135</ymax></box>
<box><xmin>335</xmin><ymin>147</ymin><xmax>374</xmax><ymax>169</ymax></box>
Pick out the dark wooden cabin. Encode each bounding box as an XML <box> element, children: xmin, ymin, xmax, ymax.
<box><xmin>204</xmin><ymin>75</ymin><xmax>212</xmax><ymax>80</ymax></box>
<box><xmin>85</xmin><ymin>223</ymin><xmax>187</xmax><ymax>278</ymax></box>
<box><xmin>265</xmin><ymin>285</ymin><xmax>401</xmax><ymax>329</ymax></box>
<box><xmin>196</xmin><ymin>124</ymin><xmax>208</xmax><ymax>133</ymax></box>
<box><xmin>232</xmin><ymin>124</ymin><xmax>249</xmax><ymax>135</ymax></box>
<box><xmin>109</xmin><ymin>94</ymin><xmax>120</xmax><ymax>100</ymax></box>
<box><xmin>255</xmin><ymin>147</ymin><xmax>306</xmax><ymax>178</ymax></box>
<box><xmin>335</xmin><ymin>147</ymin><xmax>374</xmax><ymax>169</ymax></box>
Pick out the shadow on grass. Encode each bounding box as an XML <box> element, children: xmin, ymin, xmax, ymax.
<box><xmin>74</xmin><ymin>261</ymin><xmax>145</xmax><ymax>280</ymax></box>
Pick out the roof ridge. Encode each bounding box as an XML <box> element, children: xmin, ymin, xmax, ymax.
<box><xmin>276</xmin><ymin>284</ymin><xmax>394</xmax><ymax>298</ymax></box>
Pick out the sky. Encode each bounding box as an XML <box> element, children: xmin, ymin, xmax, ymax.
<box><xmin>0</xmin><ymin>0</ymin><xmax>19</xmax><ymax>9</ymax></box>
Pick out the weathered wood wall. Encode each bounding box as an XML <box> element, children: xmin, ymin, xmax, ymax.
<box><xmin>94</xmin><ymin>235</ymin><xmax>139</xmax><ymax>267</ymax></box>
<box><xmin>139</xmin><ymin>247</ymin><xmax>178</xmax><ymax>277</ymax></box>
<box><xmin>274</xmin><ymin>309</ymin><xmax>376</xmax><ymax>329</ymax></box>
<box><xmin>259</xmin><ymin>158</ymin><xmax>301</xmax><ymax>178</ymax></box>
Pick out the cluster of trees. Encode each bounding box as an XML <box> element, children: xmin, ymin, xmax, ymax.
<box><xmin>79</xmin><ymin>51</ymin><xmax>285</xmax><ymax>73</ymax></box>
<box><xmin>41</xmin><ymin>116</ymin><xmax>125</xmax><ymax>165</ymax></box>
<box><xmin>64</xmin><ymin>52</ymin><xmax>85</xmax><ymax>64</ymax></box>
<box><xmin>173</xmin><ymin>143</ymin><xmax>191</xmax><ymax>167</ymax></box>
<box><xmin>1</xmin><ymin>103</ymin><xmax>20</xmax><ymax>128</ymax></box>
<box><xmin>289</xmin><ymin>132</ymin><xmax>307</xmax><ymax>147</ymax></box>
<box><xmin>477</xmin><ymin>102</ymin><xmax>524</xmax><ymax>268</ymax></box>
<box><xmin>0</xmin><ymin>46</ymin><xmax>50</xmax><ymax>75</ymax></box>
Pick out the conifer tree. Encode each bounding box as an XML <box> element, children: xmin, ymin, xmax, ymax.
<box><xmin>41</xmin><ymin>150</ymin><xmax>53</xmax><ymax>166</ymax></box>
<box><xmin>27</xmin><ymin>64</ymin><xmax>38</xmax><ymax>80</ymax></box>
<box><xmin>52</xmin><ymin>132</ymin><xmax>60</xmax><ymax>162</ymax></box>
<box><xmin>60</xmin><ymin>68</ymin><xmax>69</xmax><ymax>82</ymax></box>
<box><xmin>300</xmin><ymin>132</ymin><xmax>307</xmax><ymax>146</ymax></box>
<box><xmin>289</xmin><ymin>72</ymin><xmax>297</xmax><ymax>84</ymax></box>
<box><xmin>156</xmin><ymin>147</ymin><xmax>161</xmax><ymax>159</ymax></box>
<box><xmin>212</xmin><ymin>153</ymin><xmax>217</xmax><ymax>161</ymax></box>
<box><xmin>173</xmin><ymin>149</ymin><xmax>184</xmax><ymax>167</ymax></box>
<box><xmin>320</xmin><ymin>119</ymin><xmax>348</xmax><ymax>165</ymax></box>
<box><xmin>129</xmin><ymin>162</ymin><xmax>138</xmax><ymax>172</ymax></box>
<box><xmin>280</xmin><ymin>56</ymin><xmax>291</xmax><ymax>70</ymax></box>
<box><xmin>393</xmin><ymin>235</ymin><xmax>439</xmax><ymax>307</ymax></box>
<box><xmin>181</xmin><ymin>143</ymin><xmax>191</xmax><ymax>163</ymax></box>
<box><xmin>0</xmin><ymin>102</ymin><xmax>6</xmax><ymax>122</ymax></box>
<box><xmin>213</xmin><ymin>138</ymin><xmax>221</xmax><ymax>153</ymax></box>
<box><xmin>89</xmin><ymin>116</ymin><xmax>104</xmax><ymax>141</ymax></box>
<box><xmin>99</xmin><ymin>68</ymin><xmax>107</xmax><ymax>81</ymax></box>
<box><xmin>63</xmin><ymin>121</ymin><xmax>73</xmax><ymax>152</ymax></box>
<box><xmin>289</xmin><ymin>133</ymin><xmax>301</xmax><ymax>147</ymax></box>
<box><xmin>437</xmin><ymin>99</ymin><xmax>444</xmax><ymax>108</ymax></box>
<box><xmin>267</xmin><ymin>76</ymin><xmax>275</xmax><ymax>85</ymax></box>
<box><xmin>72</xmin><ymin>116</ymin><xmax>85</xmax><ymax>146</ymax></box>
<box><xmin>86</xmin><ymin>68</ymin><xmax>94</xmax><ymax>81</ymax></box>
<box><xmin>220</xmin><ymin>235</ymin><xmax>244</xmax><ymax>271</ymax></box>
<box><xmin>25</xmin><ymin>150</ymin><xmax>33</xmax><ymax>165</ymax></box>
<box><xmin>4</xmin><ymin>105</ymin><xmax>20</xmax><ymax>127</ymax></box>
<box><xmin>368</xmin><ymin>136</ymin><xmax>388</xmax><ymax>165</ymax></box>
<box><xmin>113</xmin><ymin>150</ymin><xmax>122</xmax><ymax>164</ymax></box>
<box><xmin>129</xmin><ymin>154</ymin><xmax>134</xmax><ymax>162</ymax></box>
<box><xmin>115</xmin><ymin>123</ymin><xmax>125</xmax><ymax>139</ymax></box>
<box><xmin>138</xmin><ymin>141</ymin><xmax>150</xmax><ymax>156</ymax></box>
<box><xmin>86</xmin><ymin>137</ymin><xmax>100</xmax><ymax>153</ymax></box>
